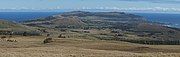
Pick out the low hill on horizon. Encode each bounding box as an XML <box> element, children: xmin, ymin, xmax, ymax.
<box><xmin>23</xmin><ymin>11</ymin><xmax>147</xmax><ymax>28</ymax></box>
<box><xmin>23</xmin><ymin>11</ymin><xmax>180</xmax><ymax>44</ymax></box>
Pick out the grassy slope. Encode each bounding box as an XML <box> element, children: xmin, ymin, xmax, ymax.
<box><xmin>0</xmin><ymin>19</ymin><xmax>37</xmax><ymax>32</ymax></box>
<box><xmin>0</xmin><ymin>36</ymin><xmax>180</xmax><ymax>57</ymax></box>
<box><xmin>0</xmin><ymin>27</ymin><xmax>179</xmax><ymax>57</ymax></box>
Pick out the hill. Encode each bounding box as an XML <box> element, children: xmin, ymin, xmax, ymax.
<box><xmin>0</xmin><ymin>19</ymin><xmax>40</xmax><ymax>36</ymax></box>
<box><xmin>0</xmin><ymin>19</ymin><xmax>29</xmax><ymax>31</ymax></box>
<box><xmin>23</xmin><ymin>11</ymin><xmax>180</xmax><ymax>45</ymax></box>
<box><xmin>24</xmin><ymin>11</ymin><xmax>147</xmax><ymax>28</ymax></box>
<box><xmin>0</xmin><ymin>11</ymin><xmax>180</xmax><ymax>57</ymax></box>
<box><xmin>24</xmin><ymin>16</ymin><xmax>85</xmax><ymax>28</ymax></box>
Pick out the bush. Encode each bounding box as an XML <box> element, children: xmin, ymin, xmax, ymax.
<box><xmin>7</xmin><ymin>39</ymin><xmax>17</xmax><ymax>42</ymax></box>
<box><xmin>115</xmin><ymin>39</ymin><xmax>180</xmax><ymax>45</ymax></box>
<box><xmin>13</xmin><ymin>31</ymin><xmax>41</xmax><ymax>36</ymax></box>
<box><xmin>43</xmin><ymin>38</ymin><xmax>53</xmax><ymax>44</ymax></box>
<box><xmin>1</xmin><ymin>36</ymin><xmax>6</xmax><ymax>39</ymax></box>
<box><xmin>0</xmin><ymin>30</ymin><xmax>41</xmax><ymax>36</ymax></box>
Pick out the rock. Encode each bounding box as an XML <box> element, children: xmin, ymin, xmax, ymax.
<box><xmin>58</xmin><ymin>34</ymin><xmax>66</xmax><ymax>38</ymax></box>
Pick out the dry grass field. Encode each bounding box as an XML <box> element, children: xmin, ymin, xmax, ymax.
<box><xmin>0</xmin><ymin>35</ymin><xmax>180</xmax><ymax>57</ymax></box>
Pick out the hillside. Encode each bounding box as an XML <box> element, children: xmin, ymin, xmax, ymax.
<box><xmin>0</xmin><ymin>36</ymin><xmax>180</xmax><ymax>57</ymax></box>
<box><xmin>0</xmin><ymin>11</ymin><xmax>180</xmax><ymax>57</ymax></box>
<box><xmin>0</xmin><ymin>19</ymin><xmax>40</xmax><ymax>35</ymax></box>
<box><xmin>23</xmin><ymin>11</ymin><xmax>180</xmax><ymax>45</ymax></box>
<box><xmin>0</xmin><ymin>19</ymin><xmax>28</xmax><ymax>31</ymax></box>
<box><xmin>24</xmin><ymin>11</ymin><xmax>146</xmax><ymax>28</ymax></box>
<box><xmin>24</xmin><ymin>15</ymin><xmax>85</xmax><ymax>28</ymax></box>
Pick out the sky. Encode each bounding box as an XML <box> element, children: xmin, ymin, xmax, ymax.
<box><xmin>1</xmin><ymin>0</ymin><xmax>180</xmax><ymax>12</ymax></box>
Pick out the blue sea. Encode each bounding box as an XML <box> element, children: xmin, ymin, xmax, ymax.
<box><xmin>134</xmin><ymin>13</ymin><xmax>180</xmax><ymax>28</ymax></box>
<box><xmin>0</xmin><ymin>12</ymin><xmax>60</xmax><ymax>22</ymax></box>
<box><xmin>0</xmin><ymin>12</ymin><xmax>179</xmax><ymax>28</ymax></box>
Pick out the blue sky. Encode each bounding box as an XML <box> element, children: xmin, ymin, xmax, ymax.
<box><xmin>1</xmin><ymin>0</ymin><xmax>180</xmax><ymax>12</ymax></box>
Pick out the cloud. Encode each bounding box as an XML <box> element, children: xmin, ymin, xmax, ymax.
<box><xmin>118</xmin><ymin>0</ymin><xmax>180</xmax><ymax>4</ymax></box>
<box><xmin>76</xmin><ymin>7</ymin><xmax>180</xmax><ymax>12</ymax></box>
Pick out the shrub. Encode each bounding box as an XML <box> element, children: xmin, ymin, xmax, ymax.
<box><xmin>1</xmin><ymin>36</ymin><xmax>6</xmax><ymax>39</ymax></box>
<box><xmin>43</xmin><ymin>38</ymin><xmax>53</xmax><ymax>44</ymax></box>
<box><xmin>7</xmin><ymin>39</ymin><xmax>17</xmax><ymax>42</ymax></box>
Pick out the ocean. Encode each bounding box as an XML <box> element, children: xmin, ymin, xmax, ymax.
<box><xmin>0</xmin><ymin>12</ymin><xmax>179</xmax><ymax>28</ymax></box>
<box><xmin>0</xmin><ymin>12</ymin><xmax>60</xmax><ymax>22</ymax></box>
<box><xmin>134</xmin><ymin>13</ymin><xmax>180</xmax><ymax>28</ymax></box>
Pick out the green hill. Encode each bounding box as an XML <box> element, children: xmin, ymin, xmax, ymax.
<box><xmin>0</xmin><ymin>19</ymin><xmax>40</xmax><ymax>36</ymax></box>
<box><xmin>23</xmin><ymin>11</ymin><xmax>180</xmax><ymax>44</ymax></box>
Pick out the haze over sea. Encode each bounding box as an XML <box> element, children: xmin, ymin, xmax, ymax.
<box><xmin>0</xmin><ymin>12</ymin><xmax>179</xmax><ymax>28</ymax></box>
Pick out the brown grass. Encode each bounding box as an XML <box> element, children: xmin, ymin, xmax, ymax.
<box><xmin>0</xmin><ymin>36</ymin><xmax>179</xmax><ymax>57</ymax></box>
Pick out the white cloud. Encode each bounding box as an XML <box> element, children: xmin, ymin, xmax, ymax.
<box><xmin>75</xmin><ymin>7</ymin><xmax>180</xmax><ymax>12</ymax></box>
<box><xmin>1</xmin><ymin>6</ymin><xmax>180</xmax><ymax>12</ymax></box>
